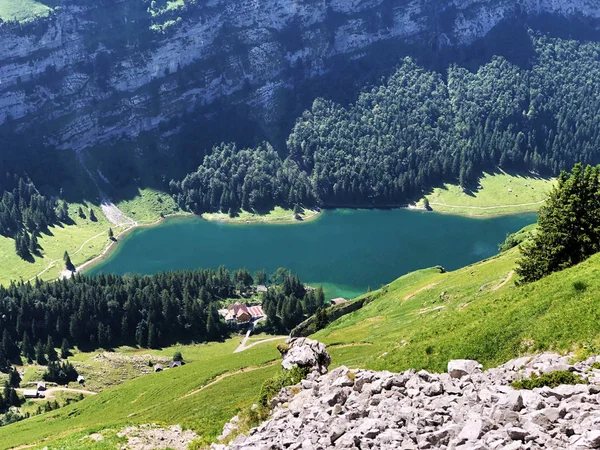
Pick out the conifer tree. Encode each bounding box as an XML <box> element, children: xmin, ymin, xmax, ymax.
<box><xmin>21</xmin><ymin>332</ymin><xmax>33</xmax><ymax>362</ymax></box>
<box><xmin>63</xmin><ymin>251</ymin><xmax>75</xmax><ymax>272</ymax></box>
<box><xmin>46</xmin><ymin>336</ymin><xmax>58</xmax><ymax>362</ymax></box>
<box><xmin>2</xmin><ymin>330</ymin><xmax>17</xmax><ymax>362</ymax></box>
<box><xmin>60</xmin><ymin>338</ymin><xmax>70</xmax><ymax>359</ymax></box>
<box><xmin>29</xmin><ymin>232</ymin><xmax>38</xmax><ymax>255</ymax></box>
<box><xmin>0</xmin><ymin>351</ymin><xmax>8</xmax><ymax>373</ymax></box>
<box><xmin>9</xmin><ymin>387</ymin><xmax>20</xmax><ymax>407</ymax></box>
<box><xmin>206</xmin><ymin>306</ymin><xmax>220</xmax><ymax>338</ymax></box>
<box><xmin>56</xmin><ymin>201</ymin><xmax>69</xmax><ymax>222</ymax></box>
<box><xmin>8</xmin><ymin>367</ymin><xmax>20</xmax><ymax>388</ymax></box>
<box><xmin>423</xmin><ymin>197</ymin><xmax>431</xmax><ymax>210</ymax></box>
<box><xmin>517</xmin><ymin>164</ymin><xmax>600</xmax><ymax>283</ymax></box>
<box><xmin>34</xmin><ymin>340</ymin><xmax>46</xmax><ymax>365</ymax></box>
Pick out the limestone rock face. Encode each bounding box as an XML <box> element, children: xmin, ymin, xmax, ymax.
<box><xmin>1</xmin><ymin>0</ymin><xmax>600</xmax><ymax>149</ymax></box>
<box><xmin>213</xmin><ymin>352</ymin><xmax>600</xmax><ymax>449</ymax></box>
<box><xmin>280</xmin><ymin>337</ymin><xmax>331</xmax><ymax>374</ymax></box>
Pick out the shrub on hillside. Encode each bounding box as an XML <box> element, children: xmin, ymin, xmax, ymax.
<box><xmin>258</xmin><ymin>366</ymin><xmax>309</xmax><ymax>407</ymax></box>
<box><xmin>511</xmin><ymin>370</ymin><xmax>586</xmax><ymax>390</ymax></box>
<box><xmin>498</xmin><ymin>232</ymin><xmax>519</xmax><ymax>252</ymax></box>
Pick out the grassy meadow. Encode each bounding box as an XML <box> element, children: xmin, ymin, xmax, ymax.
<box><xmin>421</xmin><ymin>171</ymin><xmax>555</xmax><ymax>216</ymax></box>
<box><xmin>0</xmin><ymin>203</ymin><xmax>115</xmax><ymax>284</ymax></box>
<box><xmin>0</xmin><ymin>337</ymin><xmax>283</xmax><ymax>449</ymax></box>
<box><xmin>114</xmin><ymin>188</ymin><xmax>181</xmax><ymax>223</ymax></box>
<box><xmin>317</xmin><ymin>249</ymin><xmax>600</xmax><ymax>372</ymax></box>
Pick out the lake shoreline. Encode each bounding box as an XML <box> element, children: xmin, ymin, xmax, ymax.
<box><xmin>82</xmin><ymin>208</ymin><xmax>535</xmax><ymax>303</ymax></box>
<box><xmin>78</xmin><ymin>209</ymin><xmax>324</xmax><ymax>275</ymax></box>
<box><xmin>78</xmin><ymin>202</ymin><xmax>539</xmax><ymax>277</ymax></box>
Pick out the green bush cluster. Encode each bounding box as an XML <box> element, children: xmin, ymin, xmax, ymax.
<box><xmin>258</xmin><ymin>366</ymin><xmax>309</xmax><ymax>407</ymax></box>
<box><xmin>511</xmin><ymin>370</ymin><xmax>586</xmax><ymax>390</ymax></box>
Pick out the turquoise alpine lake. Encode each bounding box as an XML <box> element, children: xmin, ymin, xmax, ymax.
<box><xmin>86</xmin><ymin>209</ymin><xmax>536</xmax><ymax>299</ymax></box>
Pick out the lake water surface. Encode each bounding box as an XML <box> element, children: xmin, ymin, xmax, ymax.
<box><xmin>86</xmin><ymin>209</ymin><xmax>535</xmax><ymax>299</ymax></box>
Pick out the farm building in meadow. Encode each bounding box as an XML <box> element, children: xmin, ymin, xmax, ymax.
<box><xmin>154</xmin><ymin>364</ymin><xmax>163</xmax><ymax>372</ymax></box>
<box><xmin>23</xmin><ymin>390</ymin><xmax>40</xmax><ymax>399</ymax></box>
<box><xmin>220</xmin><ymin>303</ymin><xmax>265</xmax><ymax>324</ymax></box>
<box><xmin>256</xmin><ymin>285</ymin><xmax>268</xmax><ymax>293</ymax></box>
<box><xmin>36</xmin><ymin>382</ymin><xmax>46</xmax><ymax>391</ymax></box>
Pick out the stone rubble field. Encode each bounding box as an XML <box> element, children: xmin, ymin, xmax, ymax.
<box><xmin>213</xmin><ymin>340</ymin><xmax>600</xmax><ymax>449</ymax></box>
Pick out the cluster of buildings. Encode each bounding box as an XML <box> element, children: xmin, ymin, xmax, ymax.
<box><xmin>219</xmin><ymin>302</ymin><xmax>265</xmax><ymax>324</ymax></box>
<box><xmin>218</xmin><ymin>287</ymin><xmax>348</xmax><ymax>326</ymax></box>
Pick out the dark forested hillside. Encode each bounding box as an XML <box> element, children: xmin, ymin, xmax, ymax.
<box><xmin>173</xmin><ymin>34</ymin><xmax>600</xmax><ymax>213</ymax></box>
<box><xmin>0</xmin><ymin>267</ymin><xmax>317</xmax><ymax>366</ymax></box>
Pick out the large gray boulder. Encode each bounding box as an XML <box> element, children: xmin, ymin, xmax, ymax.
<box><xmin>280</xmin><ymin>337</ymin><xmax>331</xmax><ymax>374</ymax></box>
<box><xmin>447</xmin><ymin>359</ymin><xmax>483</xmax><ymax>379</ymax></box>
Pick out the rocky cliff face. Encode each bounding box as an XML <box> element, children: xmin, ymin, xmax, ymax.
<box><xmin>214</xmin><ymin>352</ymin><xmax>600</xmax><ymax>449</ymax></box>
<box><xmin>1</xmin><ymin>0</ymin><xmax>600</xmax><ymax>150</ymax></box>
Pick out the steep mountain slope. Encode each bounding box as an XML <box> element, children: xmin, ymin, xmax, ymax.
<box><xmin>1</xmin><ymin>0</ymin><xmax>600</xmax><ymax>152</ymax></box>
<box><xmin>4</xmin><ymin>239</ymin><xmax>600</xmax><ymax>448</ymax></box>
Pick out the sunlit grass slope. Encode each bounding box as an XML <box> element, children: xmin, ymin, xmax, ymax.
<box><xmin>0</xmin><ymin>339</ymin><xmax>282</xmax><ymax>449</ymax></box>
<box><xmin>202</xmin><ymin>206</ymin><xmax>320</xmax><ymax>225</ymax></box>
<box><xmin>421</xmin><ymin>170</ymin><xmax>555</xmax><ymax>216</ymax></box>
<box><xmin>0</xmin><ymin>203</ymin><xmax>114</xmax><ymax>284</ymax></box>
<box><xmin>318</xmin><ymin>248</ymin><xmax>600</xmax><ymax>372</ymax></box>
<box><xmin>115</xmin><ymin>188</ymin><xmax>181</xmax><ymax>222</ymax></box>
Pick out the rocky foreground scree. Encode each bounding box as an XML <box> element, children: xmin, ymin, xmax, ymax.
<box><xmin>213</xmin><ymin>338</ymin><xmax>600</xmax><ymax>449</ymax></box>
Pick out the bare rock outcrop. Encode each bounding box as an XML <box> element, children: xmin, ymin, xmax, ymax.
<box><xmin>214</xmin><ymin>352</ymin><xmax>600</xmax><ymax>449</ymax></box>
<box><xmin>279</xmin><ymin>337</ymin><xmax>331</xmax><ymax>375</ymax></box>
